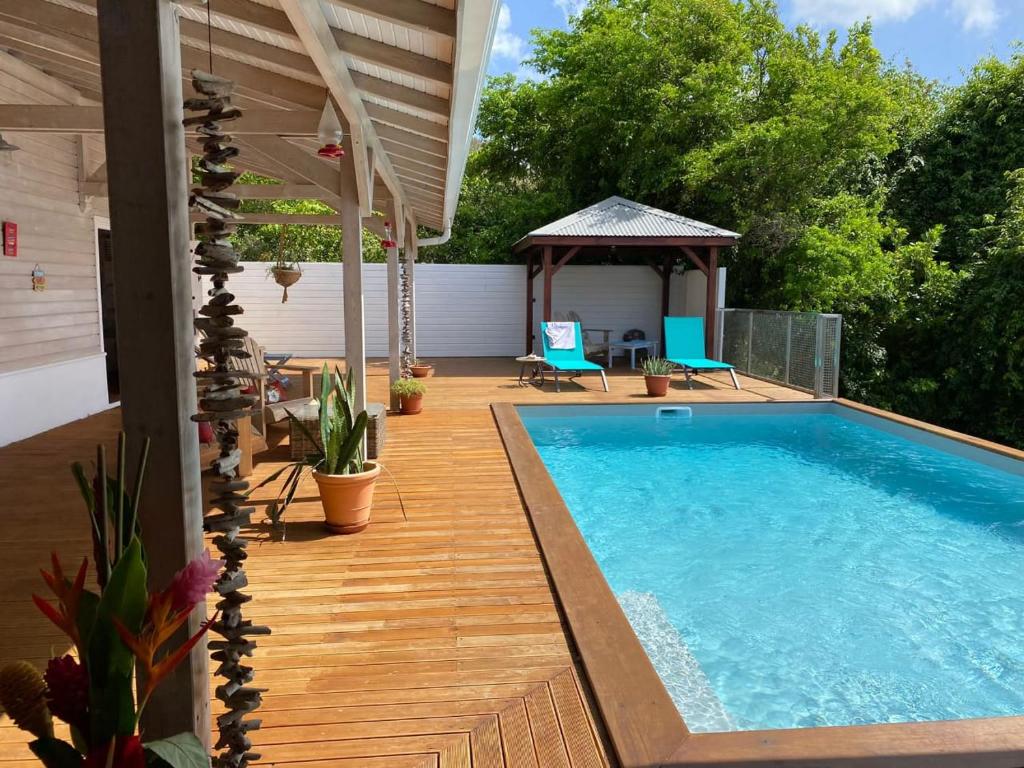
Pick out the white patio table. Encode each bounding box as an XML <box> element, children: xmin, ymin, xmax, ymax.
<box><xmin>607</xmin><ymin>339</ymin><xmax>659</xmax><ymax>369</ymax></box>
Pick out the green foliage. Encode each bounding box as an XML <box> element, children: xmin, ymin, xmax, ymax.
<box><xmin>230</xmin><ymin>173</ymin><xmax>386</xmax><ymax>263</ymax></box>
<box><xmin>640</xmin><ymin>357</ymin><xmax>675</xmax><ymax>376</ymax></box>
<box><xmin>890</xmin><ymin>52</ymin><xmax>1024</xmax><ymax>264</ymax></box>
<box><xmin>391</xmin><ymin>378</ymin><xmax>427</xmax><ymax>397</ymax></box>
<box><xmin>144</xmin><ymin>732</ymin><xmax>209</xmax><ymax>768</ymax></box>
<box><xmin>424</xmin><ymin>0</ymin><xmax>1023</xmax><ymax>446</ymax></box>
<box><xmin>253</xmin><ymin>364</ymin><xmax>370</xmax><ymax>525</ymax></box>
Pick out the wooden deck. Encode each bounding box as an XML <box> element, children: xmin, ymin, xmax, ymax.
<box><xmin>0</xmin><ymin>358</ymin><xmax>810</xmax><ymax>766</ymax></box>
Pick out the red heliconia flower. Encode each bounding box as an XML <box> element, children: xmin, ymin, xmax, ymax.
<box><xmin>167</xmin><ymin>548</ymin><xmax>222</xmax><ymax>613</ymax></box>
<box><xmin>44</xmin><ymin>655</ymin><xmax>89</xmax><ymax>732</ymax></box>
<box><xmin>33</xmin><ymin>554</ymin><xmax>88</xmax><ymax>658</ymax></box>
<box><xmin>85</xmin><ymin>735</ymin><xmax>144</xmax><ymax>768</ymax></box>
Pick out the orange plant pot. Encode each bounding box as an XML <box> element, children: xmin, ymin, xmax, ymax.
<box><xmin>645</xmin><ymin>374</ymin><xmax>671</xmax><ymax>397</ymax></box>
<box><xmin>399</xmin><ymin>394</ymin><xmax>424</xmax><ymax>415</ymax></box>
<box><xmin>410</xmin><ymin>365</ymin><xmax>433</xmax><ymax>378</ymax></box>
<box><xmin>313</xmin><ymin>462</ymin><xmax>380</xmax><ymax>534</ymax></box>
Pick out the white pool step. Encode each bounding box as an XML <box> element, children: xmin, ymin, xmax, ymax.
<box><xmin>616</xmin><ymin>590</ymin><xmax>736</xmax><ymax>732</ymax></box>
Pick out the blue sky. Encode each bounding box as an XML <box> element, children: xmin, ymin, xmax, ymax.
<box><xmin>488</xmin><ymin>0</ymin><xmax>1023</xmax><ymax>85</ymax></box>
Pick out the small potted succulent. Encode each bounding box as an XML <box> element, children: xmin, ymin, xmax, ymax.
<box><xmin>409</xmin><ymin>360</ymin><xmax>434</xmax><ymax>378</ymax></box>
<box><xmin>391</xmin><ymin>378</ymin><xmax>426</xmax><ymax>415</ymax></box>
<box><xmin>641</xmin><ymin>357</ymin><xmax>675</xmax><ymax>397</ymax></box>
<box><xmin>256</xmin><ymin>363</ymin><xmax>379</xmax><ymax>534</ymax></box>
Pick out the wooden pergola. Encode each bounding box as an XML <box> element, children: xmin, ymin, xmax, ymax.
<box><xmin>513</xmin><ymin>197</ymin><xmax>741</xmax><ymax>356</ymax></box>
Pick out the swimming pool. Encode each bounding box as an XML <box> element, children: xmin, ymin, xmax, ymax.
<box><xmin>517</xmin><ymin>402</ymin><xmax>1024</xmax><ymax>734</ymax></box>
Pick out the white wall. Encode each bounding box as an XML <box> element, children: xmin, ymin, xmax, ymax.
<box><xmin>219</xmin><ymin>262</ymin><xmax>725</xmax><ymax>358</ymax></box>
<box><xmin>0</xmin><ymin>355</ymin><xmax>110</xmax><ymax>444</ymax></box>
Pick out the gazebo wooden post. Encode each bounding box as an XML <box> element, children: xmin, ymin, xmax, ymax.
<box><xmin>542</xmin><ymin>245</ymin><xmax>553</xmax><ymax>322</ymax></box>
<box><xmin>705</xmin><ymin>246</ymin><xmax>719</xmax><ymax>355</ymax></box>
<box><xmin>661</xmin><ymin>254</ymin><xmax>673</xmax><ymax>320</ymax></box>
<box><xmin>95</xmin><ymin>0</ymin><xmax>208</xmax><ymax>744</ymax></box>
<box><xmin>525</xmin><ymin>250</ymin><xmax>535</xmax><ymax>354</ymax></box>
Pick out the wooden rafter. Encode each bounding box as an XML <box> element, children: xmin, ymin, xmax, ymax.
<box><xmin>326</xmin><ymin>0</ymin><xmax>457</xmax><ymax>38</ymax></box>
<box><xmin>0</xmin><ymin>105</ymin><xmax>322</xmax><ymax>135</ymax></box>
<box><xmin>350</xmin><ymin>71</ymin><xmax>448</xmax><ymax>116</ymax></box>
<box><xmin>364</xmin><ymin>101</ymin><xmax>447</xmax><ymax>140</ymax></box>
<box><xmin>331</xmin><ymin>28</ymin><xmax>451</xmax><ymax>86</ymax></box>
<box><xmin>373</xmin><ymin>121</ymin><xmax>447</xmax><ymax>159</ymax></box>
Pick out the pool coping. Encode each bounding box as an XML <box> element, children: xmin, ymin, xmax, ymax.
<box><xmin>492</xmin><ymin>399</ymin><xmax>1024</xmax><ymax>767</ymax></box>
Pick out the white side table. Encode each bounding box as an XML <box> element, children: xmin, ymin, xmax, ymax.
<box><xmin>516</xmin><ymin>355</ymin><xmax>546</xmax><ymax>386</ymax></box>
<box><xmin>608</xmin><ymin>340</ymin><xmax>659</xmax><ymax>369</ymax></box>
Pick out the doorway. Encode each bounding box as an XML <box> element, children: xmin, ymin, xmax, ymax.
<box><xmin>96</xmin><ymin>227</ymin><xmax>119</xmax><ymax>403</ymax></box>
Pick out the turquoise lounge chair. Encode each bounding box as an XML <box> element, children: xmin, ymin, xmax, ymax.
<box><xmin>540</xmin><ymin>321</ymin><xmax>609</xmax><ymax>392</ymax></box>
<box><xmin>664</xmin><ymin>316</ymin><xmax>740</xmax><ymax>390</ymax></box>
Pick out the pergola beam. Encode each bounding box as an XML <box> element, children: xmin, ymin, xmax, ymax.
<box><xmin>0</xmin><ymin>105</ymin><xmax>322</xmax><ymax>135</ymax></box>
<box><xmin>325</xmin><ymin>0</ymin><xmax>457</xmax><ymax>38</ymax></box>
<box><xmin>374</xmin><ymin>121</ymin><xmax>447</xmax><ymax>159</ymax></box>
<box><xmin>236</xmin><ymin>135</ymin><xmax>343</xmax><ymax>200</ymax></box>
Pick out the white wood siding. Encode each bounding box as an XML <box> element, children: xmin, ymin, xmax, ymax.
<box><xmin>0</xmin><ymin>55</ymin><xmax>105</xmax><ymax>375</ymax></box>
<box><xmin>221</xmin><ymin>263</ymin><xmax>724</xmax><ymax>358</ymax></box>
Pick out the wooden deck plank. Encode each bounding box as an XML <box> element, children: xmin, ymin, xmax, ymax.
<box><xmin>0</xmin><ymin>357</ymin><xmax>809</xmax><ymax>766</ymax></box>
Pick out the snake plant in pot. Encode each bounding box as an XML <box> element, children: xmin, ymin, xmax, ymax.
<box><xmin>255</xmin><ymin>363</ymin><xmax>379</xmax><ymax>534</ymax></box>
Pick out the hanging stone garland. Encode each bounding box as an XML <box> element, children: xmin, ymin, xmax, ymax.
<box><xmin>185</xmin><ymin>69</ymin><xmax>270</xmax><ymax>768</ymax></box>
<box><xmin>400</xmin><ymin>253</ymin><xmax>414</xmax><ymax>377</ymax></box>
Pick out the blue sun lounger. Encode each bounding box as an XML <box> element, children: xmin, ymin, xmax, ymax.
<box><xmin>540</xmin><ymin>321</ymin><xmax>609</xmax><ymax>392</ymax></box>
<box><xmin>664</xmin><ymin>316</ymin><xmax>740</xmax><ymax>390</ymax></box>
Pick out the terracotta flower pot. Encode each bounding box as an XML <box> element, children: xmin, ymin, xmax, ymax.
<box><xmin>410</xmin><ymin>364</ymin><xmax>433</xmax><ymax>378</ymax></box>
<box><xmin>313</xmin><ymin>462</ymin><xmax>380</xmax><ymax>534</ymax></box>
<box><xmin>399</xmin><ymin>393</ymin><xmax>424</xmax><ymax>415</ymax></box>
<box><xmin>645</xmin><ymin>374</ymin><xmax>671</xmax><ymax>397</ymax></box>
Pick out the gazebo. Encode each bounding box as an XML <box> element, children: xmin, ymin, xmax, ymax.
<box><xmin>513</xmin><ymin>196</ymin><xmax>740</xmax><ymax>356</ymax></box>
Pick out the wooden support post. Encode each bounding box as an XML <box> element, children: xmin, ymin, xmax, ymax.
<box><xmin>525</xmin><ymin>252</ymin><xmax>534</xmax><ymax>355</ymax></box>
<box><xmin>706</xmin><ymin>246</ymin><xmax>719</xmax><ymax>356</ymax></box>
<box><xmin>95</xmin><ymin>0</ymin><xmax>208</xmax><ymax>745</ymax></box>
<box><xmin>386</xmin><ymin>201</ymin><xmax>401</xmax><ymax>410</ymax></box>
<box><xmin>340</xmin><ymin>137</ymin><xmax>366</xmax><ymax>415</ymax></box>
<box><xmin>661</xmin><ymin>254</ymin><xmax>672</xmax><ymax>321</ymax></box>
<box><xmin>542</xmin><ymin>245</ymin><xmax>553</xmax><ymax>322</ymax></box>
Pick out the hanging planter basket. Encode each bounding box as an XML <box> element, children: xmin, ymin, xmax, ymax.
<box><xmin>269</xmin><ymin>225</ymin><xmax>302</xmax><ymax>302</ymax></box>
<box><xmin>270</xmin><ymin>265</ymin><xmax>302</xmax><ymax>302</ymax></box>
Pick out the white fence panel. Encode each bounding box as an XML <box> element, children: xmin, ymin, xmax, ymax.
<box><xmin>219</xmin><ymin>263</ymin><xmax>725</xmax><ymax>358</ymax></box>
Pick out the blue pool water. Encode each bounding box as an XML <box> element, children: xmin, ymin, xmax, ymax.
<box><xmin>520</xmin><ymin>404</ymin><xmax>1024</xmax><ymax>732</ymax></box>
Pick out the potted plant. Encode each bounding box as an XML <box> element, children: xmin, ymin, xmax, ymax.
<box><xmin>409</xmin><ymin>360</ymin><xmax>433</xmax><ymax>378</ymax></box>
<box><xmin>0</xmin><ymin>435</ymin><xmax>217</xmax><ymax>768</ymax></box>
<box><xmin>257</xmin><ymin>363</ymin><xmax>380</xmax><ymax>534</ymax></box>
<box><xmin>267</xmin><ymin>258</ymin><xmax>301</xmax><ymax>302</ymax></box>
<box><xmin>641</xmin><ymin>357</ymin><xmax>675</xmax><ymax>397</ymax></box>
<box><xmin>392</xmin><ymin>378</ymin><xmax>426</xmax><ymax>415</ymax></box>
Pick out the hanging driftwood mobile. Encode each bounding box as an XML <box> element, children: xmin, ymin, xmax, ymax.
<box><xmin>400</xmin><ymin>253</ymin><xmax>414</xmax><ymax>376</ymax></box>
<box><xmin>186</xmin><ymin>69</ymin><xmax>270</xmax><ymax>768</ymax></box>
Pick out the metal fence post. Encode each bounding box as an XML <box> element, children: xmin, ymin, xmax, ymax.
<box><xmin>814</xmin><ymin>313</ymin><xmax>826</xmax><ymax>398</ymax></box>
<box><xmin>746</xmin><ymin>311</ymin><xmax>754</xmax><ymax>373</ymax></box>
<box><xmin>831</xmin><ymin>315</ymin><xmax>843</xmax><ymax>397</ymax></box>
<box><xmin>784</xmin><ymin>314</ymin><xmax>792</xmax><ymax>385</ymax></box>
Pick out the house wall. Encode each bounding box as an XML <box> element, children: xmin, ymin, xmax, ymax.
<box><xmin>0</xmin><ymin>53</ymin><xmax>111</xmax><ymax>446</ymax></box>
<box><xmin>218</xmin><ymin>262</ymin><xmax>725</xmax><ymax>358</ymax></box>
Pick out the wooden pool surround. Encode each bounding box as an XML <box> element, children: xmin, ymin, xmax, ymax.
<box><xmin>493</xmin><ymin>399</ymin><xmax>1024</xmax><ymax>768</ymax></box>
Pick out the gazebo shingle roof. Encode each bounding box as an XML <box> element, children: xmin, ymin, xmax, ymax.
<box><xmin>525</xmin><ymin>196</ymin><xmax>741</xmax><ymax>240</ymax></box>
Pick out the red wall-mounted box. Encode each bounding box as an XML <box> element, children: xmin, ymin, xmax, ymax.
<box><xmin>3</xmin><ymin>221</ymin><xmax>16</xmax><ymax>258</ymax></box>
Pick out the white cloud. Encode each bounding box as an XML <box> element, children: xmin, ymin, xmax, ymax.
<box><xmin>790</xmin><ymin>0</ymin><xmax>1002</xmax><ymax>33</ymax></box>
<box><xmin>789</xmin><ymin>0</ymin><xmax>929</xmax><ymax>25</ymax></box>
<box><xmin>952</xmin><ymin>0</ymin><xmax>999</xmax><ymax>31</ymax></box>
<box><xmin>492</xmin><ymin>4</ymin><xmax>526</xmax><ymax>62</ymax></box>
<box><xmin>554</xmin><ymin>0</ymin><xmax>589</xmax><ymax>22</ymax></box>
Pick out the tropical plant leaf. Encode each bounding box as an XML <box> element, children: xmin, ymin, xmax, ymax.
<box><xmin>336</xmin><ymin>411</ymin><xmax>368</xmax><ymax>474</ymax></box>
<box><xmin>87</xmin><ymin>537</ymin><xmax>147</xmax><ymax>740</ymax></box>
<box><xmin>284</xmin><ymin>408</ymin><xmax>324</xmax><ymax>457</ymax></box>
<box><xmin>28</xmin><ymin>737</ymin><xmax>84</xmax><ymax>768</ymax></box>
<box><xmin>144</xmin><ymin>732</ymin><xmax>208</xmax><ymax>768</ymax></box>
